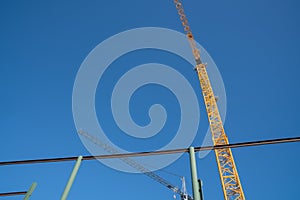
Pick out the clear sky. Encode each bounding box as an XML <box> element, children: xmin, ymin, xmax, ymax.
<box><xmin>1</xmin><ymin>0</ymin><xmax>300</xmax><ymax>199</ymax></box>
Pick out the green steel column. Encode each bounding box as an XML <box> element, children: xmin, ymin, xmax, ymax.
<box><xmin>60</xmin><ymin>156</ymin><xmax>83</xmax><ymax>200</ymax></box>
<box><xmin>189</xmin><ymin>147</ymin><xmax>202</xmax><ymax>200</ymax></box>
<box><xmin>23</xmin><ymin>182</ymin><xmax>37</xmax><ymax>200</ymax></box>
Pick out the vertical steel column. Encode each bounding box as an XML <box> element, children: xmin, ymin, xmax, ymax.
<box><xmin>60</xmin><ymin>156</ymin><xmax>83</xmax><ymax>200</ymax></box>
<box><xmin>189</xmin><ymin>147</ymin><xmax>202</xmax><ymax>200</ymax></box>
<box><xmin>23</xmin><ymin>182</ymin><xmax>37</xmax><ymax>200</ymax></box>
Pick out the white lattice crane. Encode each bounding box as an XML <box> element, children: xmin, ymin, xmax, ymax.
<box><xmin>78</xmin><ymin>130</ymin><xmax>193</xmax><ymax>200</ymax></box>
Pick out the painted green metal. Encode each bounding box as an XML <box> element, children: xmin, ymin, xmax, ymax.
<box><xmin>23</xmin><ymin>182</ymin><xmax>37</xmax><ymax>200</ymax></box>
<box><xmin>60</xmin><ymin>156</ymin><xmax>83</xmax><ymax>200</ymax></box>
<box><xmin>189</xmin><ymin>147</ymin><xmax>202</xmax><ymax>200</ymax></box>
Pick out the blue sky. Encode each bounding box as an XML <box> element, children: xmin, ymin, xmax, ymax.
<box><xmin>1</xmin><ymin>0</ymin><xmax>300</xmax><ymax>199</ymax></box>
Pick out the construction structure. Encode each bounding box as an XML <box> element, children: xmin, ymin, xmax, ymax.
<box><xmin>78</xmin><ymin>130</ymin><xmax>193</xmax><ymax>200</ymax></box>
<box><xmin>173</xmin><ymin>0</ymin><xmax>245</xmax><ymax>199</ymax></box>
<box><xmin>2</xmin><ymin>1</ymin><xmax>300</xmax><ymax>200</ymax></box>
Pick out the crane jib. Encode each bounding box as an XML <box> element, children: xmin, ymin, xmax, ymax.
<box><xmin>173</xmin><ymin>0</ymin><xmax>246</xmax><ymax>199</ymax></box>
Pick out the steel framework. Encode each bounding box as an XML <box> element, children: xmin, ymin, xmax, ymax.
<box><xmin>173</xmin><ymin>0</ymin><xmax>245</xmax><ymax>199</ymax></box>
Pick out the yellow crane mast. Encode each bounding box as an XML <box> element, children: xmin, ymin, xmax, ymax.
<box><xmin>173</xmin><ymin>1</ymin><xmax>245</xmax><ymax>199</ymax></box>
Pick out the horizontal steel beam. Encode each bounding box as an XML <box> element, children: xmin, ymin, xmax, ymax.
<box><xmin>0</xmin><ymin>136</ymin><xmax>299</xmax><ymax>166</ymax></box>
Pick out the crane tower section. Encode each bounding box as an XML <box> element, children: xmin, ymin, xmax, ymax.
<box><xmin>173</xmin><ymin>0</ymin><xmax>245</xmax><ymax>199</ymax></box>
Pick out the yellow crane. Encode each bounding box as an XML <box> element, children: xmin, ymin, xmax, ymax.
<box><xmin>173</xmin><ymin>1</ymin><xmax>245</xmax><ymax>199</ymax></box>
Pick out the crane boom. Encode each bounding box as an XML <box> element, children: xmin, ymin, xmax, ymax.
<box><xmin>173</xmin><ymin>1</ymin><xmax>245</xmax><ymax>199</ymax></box>
<box><xmin>78</xmin><ymin>130</ymin><xmax>193</xmax><ymax>200</ymax></box>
